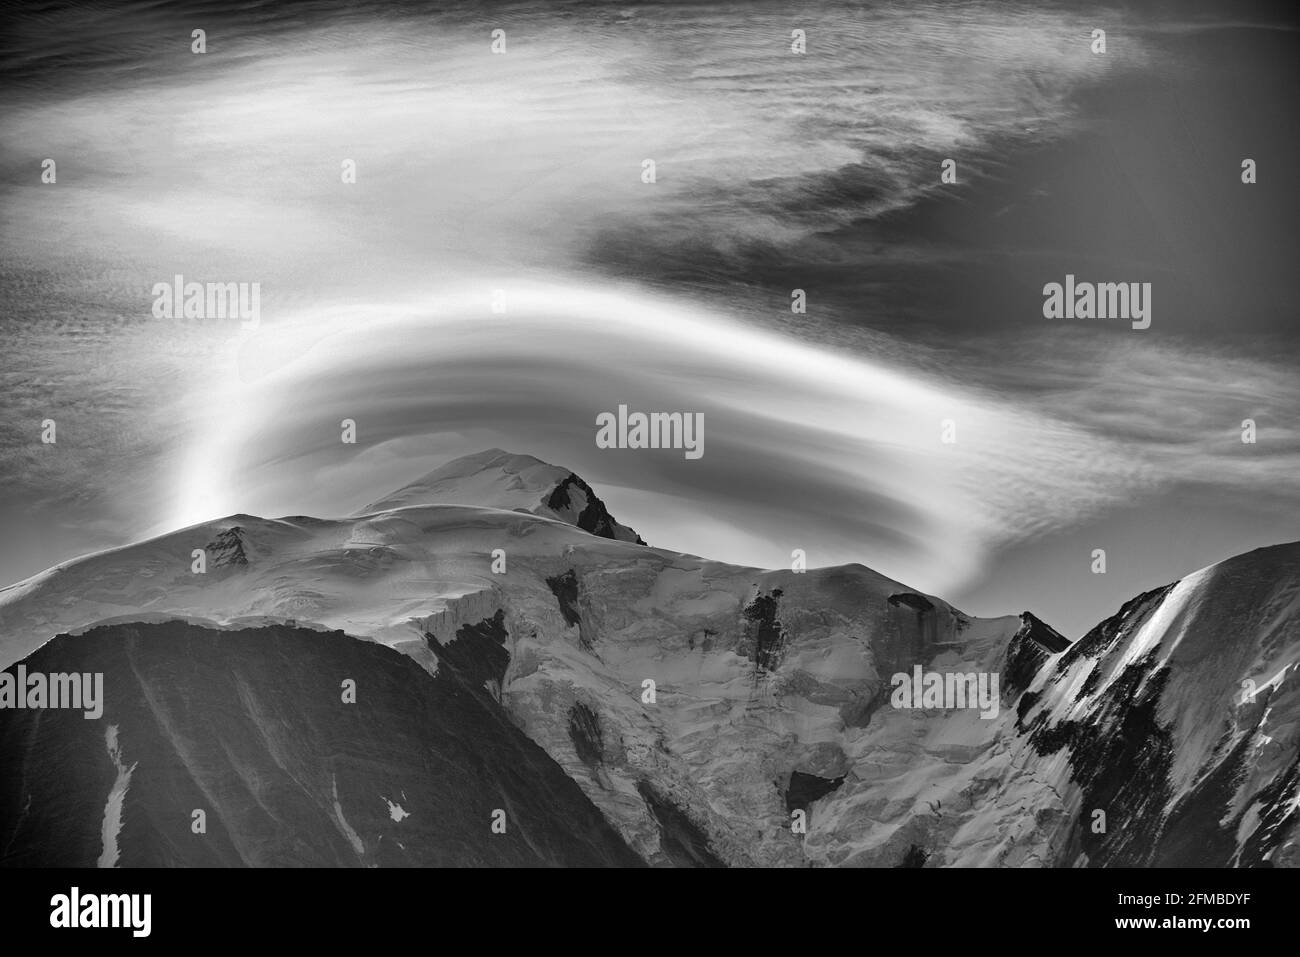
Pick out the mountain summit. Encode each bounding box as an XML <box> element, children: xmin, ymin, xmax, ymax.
<box><xmin>357</xmin><ymin>449</ymin><xmax>645</xmax><ymax>545</ymax></box>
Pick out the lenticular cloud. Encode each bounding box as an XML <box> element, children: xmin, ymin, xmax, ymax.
<box><xmin>165</xmin><ymin>282</ymin><xmax>1147</xmax><ymax>596</ymax></box>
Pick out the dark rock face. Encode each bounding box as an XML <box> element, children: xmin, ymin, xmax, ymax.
<box><xmin>1234</xmin><ymin>749</ymin><xmax>1300</xmax><ymax>868</ymax></box>
<box><xmin>635</xmin><ymin>781</ymin><xmax>725</xmax><ymax>868</ymax></box>
<box><xmin>898</xmin><ymin>845</ymin><xmax>929</xmax><ymax>868</ymax></box>
<box><xmin>1026</xmin><ymin>655</ymin><xmax>1177</xmax><ymax>866</ymax></box>
<box><xmin>887</xmin><ymin>593</ymin><xmax>934</xmax><ymax>613</ymax></box>
<box><xmin>427</xmin><ymin>609</ymin><xmax>510</xmax><ymax>699</ymax></box>
<box><xmin>1018</xmin><ymin>583</ymin><xmax>1298</xmax><ymax>867</ymax></box>
<box><xmin>568</xmin><ymin>702</ymin><xmax>603</xmax><ymax>767</ymax></box>
<box><xmin>785</xmin><ymin>771</ymin><xmax>845</xmax><ymax>813</ymax></box>
<box><xmin>203</xmin><ymin>526</ymin><xmax>249</xmax><ymax>569</ymax></box>
<box><xmin>740</xmin><ymin>589</ymin><xmax>787</xmax><ymax>673</ymax></box>
<box><xmin>0</xmin><ymin>621</ymin><xmax>642</xmax><ymax>868</ymax></box>
<box><xmin>545</xmin><ymin>473</ymin><xmax>646</xmax><ymax>545</ymax></box>
<box><xmin>1003</xmin><ymin>612</ymin><xmax>1071</xmax><ymax>695</ymax></box>
<box><xmin>546</xmin><ymin>570</ymin><xmax>582</xmax><ymax>628</ymax></box>
<box><xmin>544</xmin><ymin>568</ymin><xmax>596</xmax><ymax>653</ymax></box>
<box><xmin>884</xmin><ymin>592</ymin><xmax>944</xmax><ymax>665</ymax></box>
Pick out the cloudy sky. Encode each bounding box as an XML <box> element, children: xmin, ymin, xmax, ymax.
<box><xmin>1</xmin><ymin>0</ymin><xmax>1297</xmax><ymax>637</ymax></box>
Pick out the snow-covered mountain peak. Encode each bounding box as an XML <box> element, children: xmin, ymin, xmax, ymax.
<box><xmin>355</xmin><ymin>448</ymin><xmax>645</xmax><ymax>545</ymax></box>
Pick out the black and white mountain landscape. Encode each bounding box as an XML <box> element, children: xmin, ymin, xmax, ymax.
<box><xmin>2</xmin><ymin>450</ymin><xmax>1297</xmax><ymax>867</ymax></box>
<box><xmin>0</xmin><ymin>0</ymin><xmax>1298</xmax><ymax>883</ymax></box>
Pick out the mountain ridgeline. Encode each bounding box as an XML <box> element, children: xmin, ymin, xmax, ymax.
<box><xmin>1</xmin><ymin>450</ymin><xmax>1296</xmax><ymax>867</ymax></box>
